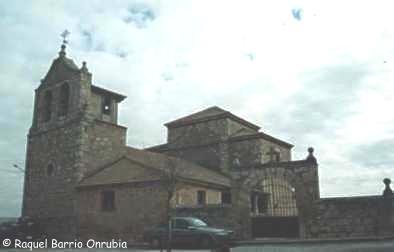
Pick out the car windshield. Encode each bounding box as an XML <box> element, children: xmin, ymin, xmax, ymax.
<box><xmin>189</xmin><ymin>219</ymin><xmax>207</xmax><ymax>227</ymax></box>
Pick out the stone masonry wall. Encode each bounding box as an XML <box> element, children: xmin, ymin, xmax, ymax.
<box><xmin>23</xmin><ymin>121</ymin><xmax>85</xmax><ymax>239</ymax></box>
<box><xmin>227</xmin><ymin>118</ymin><xmax>257</xmax><ymax>137</ymax></box>
<box><xmin>228</xmin><ymin>138</ymin><xmax>291</xmax><ymax>169</ymax></box>
<box><xmin>80</xmin><ymin>120</ymin><xmax>127</xmax><ymax>179</ymax></box>
<box><xmin>164</xmin><ymin>144</ymin><xmax>221</xmax><ymax>171</ymax></box>
<box><xmin>307</xmin><ymin>196</ymin><xmax>394</xmax><ymax>238</ymax></box>
<box><xmin>175</xmin><ymin>183</ymin><xmax>222</xmax><ymax>206</ymax></box>
<box><xmin>176</xmin><ymin>182</ymin><xmax>252</xmax><ymax>240</ymax></box>
<box><xmin>159</xmin><ymin>118</ymin><xmax>292</xmax><ymax>174</ymax></box>
<box><xmin>167</xmin><ymin>119</ymin><xmax>228</xmax><ymax>146</ymax></box>
<box><xmin>23</xmin><ymin>53</ymin><xmax>93</xmax><ymax>240</ymax></box>
<box><xmin>77</xmin><ymin>180</ymin><xmax>228</xmax><ymax>242</ymax></box>
<box><xmin>77</xmin><ymin>181</ymin><xmax>167</xmax><ymax>242</ymax></box>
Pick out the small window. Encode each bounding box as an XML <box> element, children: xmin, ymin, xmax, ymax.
<box><xmin>43</xmin><ymin>91</ymin><xmax>52</xmax><ymax>122</ymax></box>
<box><xmin>47</xmin><ymin>164</ymin><xmax>54</xmax><ymax>176</ymax></box>
<box><xmin>221</xmin><ymin>191</ymin><xmax>232</xmax><ymax>204</ymax></box>
<box><xmin>266</xmin><ymin>147</ymin><xmax>281</xmax><ymax>162</ymax></box>
<box><xmin>275</xmin><ymin>150</ymin><xmax>281</xmax><ymax>162</ymax></box>
<box><xmin>101</xmin><ymin>191</ymin><xmax>115</xmax><ymax>211</ymax></box>
<box><xmin>102</xmin><ymin>95</ymin><xmax>111</xmax><ymax>115</ymax></box>
<box><xmin>197</xmin><ymin>190</ymin><xmax>206</xmax><ymax>205</ymax></box>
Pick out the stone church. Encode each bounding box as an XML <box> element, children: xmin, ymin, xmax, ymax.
<box><xmin>22</xmin><ymin>43</ymin><xmax>394</xmax><ymax>242</ymax></box>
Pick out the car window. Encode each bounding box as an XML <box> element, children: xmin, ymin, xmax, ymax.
<box><xmin>158</xmin><ymin>223</ymin><xmax>166</xmax><ymax>228</ymax></box>
<box><xmin>189</xmin><ymin>219</ymin><xmax>207</xmax><ymax>227</ymax></box>
<box><xmin>174</xmin><ymin>219</ymin><xmax>189</xmax><ymax>229</ymax></box>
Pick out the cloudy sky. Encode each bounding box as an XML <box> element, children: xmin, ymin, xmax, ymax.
<box><xmin>1</xmin><ymin>0</ymin><xmax>394</xmax><ymax>217</ymax></box>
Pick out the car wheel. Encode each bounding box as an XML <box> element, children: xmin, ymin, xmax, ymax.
<box><xmin>150</xmin><ymin>238</ymin><xmax>161</xmax><ymax>249</ymax></box>
<box><xmin>200</xmin><ymin>235</ymin><xmax>213</xmax><ymax>249</ymax></box>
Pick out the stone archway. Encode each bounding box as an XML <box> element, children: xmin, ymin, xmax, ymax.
<box><xmin>231</xmin><ymin>160</ymin><xmax>319</xmax><ymax>239</ymax></box>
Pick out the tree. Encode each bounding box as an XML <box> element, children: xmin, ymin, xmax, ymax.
<box><xmin>160</xmin><ymin>157</ymin><xmax>182</xmax><ymax>252</ymax></box>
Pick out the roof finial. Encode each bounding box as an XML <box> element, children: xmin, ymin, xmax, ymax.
<box><xmin>81</xmin><ymin>61</ymin><xmax>88</xmax><ymax>72</ymax></box>
<box><xmin>59</xmin><ymin>29</ymin><xmax>70</xmax><ymax>57</ymax></box>
<box><xmin>306</xmin><ymin>147</ymin><xmax>317</xmax><ymax>164</ymax></box>
<box><xmin>383</xmin><ymin>178</ymin><xmax>393</xmax><ymax>197</ymax></box>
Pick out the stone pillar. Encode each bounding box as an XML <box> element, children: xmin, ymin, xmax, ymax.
<box><xmin>383</xmin><ymin>178</ymin><xmax>393</xmax><ymax>197</ymax></box>
<box><xmin>230</xmin><ymin>180</ymin><xmax>251</xmax><ymax>240</ymax></box>
<box><xmin>378</xmin><ymin>178</ymin><xmax>394</xmax><ymax>236</ymax></box>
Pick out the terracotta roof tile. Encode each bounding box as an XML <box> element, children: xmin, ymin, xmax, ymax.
<box><xmin>79</xmin><ymin>147</ymin><xmax>231</xmax><ymax>188</ymax></box>
<box><xmin>165</xmin><ymin>106</ymin><xmax>260</xmax><ymax>130</ymax></box>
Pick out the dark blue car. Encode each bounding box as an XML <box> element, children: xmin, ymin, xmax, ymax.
<box><xmin>143</xmin><ymin>217</ymin><xmax>235</xmax><ymax>249</ymax></box>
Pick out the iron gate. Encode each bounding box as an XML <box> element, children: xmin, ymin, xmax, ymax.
<box><xmin>251</xmin><ymin>216</ymin><xmax>299</xmax><ymax>238</ymax></box>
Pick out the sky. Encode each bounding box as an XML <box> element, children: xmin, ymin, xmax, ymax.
<box><xmin>1</xmin><ymin>0</ymin><xmax>394</xmax><ymax>217</ymax></box>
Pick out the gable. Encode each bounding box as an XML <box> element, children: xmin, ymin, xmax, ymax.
<box><xmin>41</xmin><ymin>57</ymin><xmax>80</xmax><ymax>86</ymax></box>
<box><xmin>78</xmin><ymin>147</ymin><xmax>232</xmax><ymax>189</ymax></box>
<box><xmin>165</xmin><ymin>106</ymin><xmax>260</xmax><ymax>131</ymax></box>
<box><xmin>79</xmin><ymin>158</ymin><xmax>162</xmax><ymax>187</ymax></box>
<box><xmin>125</xmin><ymin>147</ymin><xmax>232</xmax><ymax>188</ymax></box>
<box><xmin>165</xmin><ymin>106</ymin><xmax>227</xmax><ymax>127</ymax></box>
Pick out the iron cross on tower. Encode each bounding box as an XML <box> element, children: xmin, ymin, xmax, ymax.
<box><xmin>61</xmin><ymin>30</ymin><xmax>70</xmax><ymax>45</ymax></box>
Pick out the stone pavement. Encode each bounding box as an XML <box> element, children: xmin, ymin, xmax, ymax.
<box><xmin>3</xmin><ymin>250</ymin><xmax>209</xmax><ymax>252</ymax></box>
<box><xmin>2</xmin><ymin>238</ymin><xmax>394</xmax><ymax>251</ymax></box>
<box><xmin>233</xmin><ymin>237</ymin><xmax>394</xmax><ymax>252</ymax></box>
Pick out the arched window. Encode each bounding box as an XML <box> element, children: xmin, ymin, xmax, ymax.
<box><xmin>58</xmin><ymin>83</ymin><xmax>70</xmax><ymax>117</ymax></box>
<box><xmin>102</xmin><ymin>95</ymin><xmax>111</xmax><ymax>115</ymax></box>
<box><xmin>47</xmin><ymin>163</ymin><xmax>54</xmax><ymax>176</ymax></box>
<box><xmin>43</xmin><ymin>91</ymin><xmax>52</xmax><ymax>122</ymax></box>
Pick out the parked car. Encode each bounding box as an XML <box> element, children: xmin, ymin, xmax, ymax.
<box><xmin>0</xmin><ymin>217</ymin><xmax>46</xmax><ymax>247</ymax></box>
<box><xmin>143</xmin><ymin>217</ymin><xmax>235</xmax><ymax>249</ymax></box>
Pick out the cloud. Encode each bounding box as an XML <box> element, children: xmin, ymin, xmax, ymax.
<box><xmin>123</xmin><ymin>4</ymin><xmax>156</xmax><ymax>27</ymax></box>
<box><xmin>1</xmin><ymin>0</ymin><xmax>394</xmax><ymax>217</ymax></box>
<box><xmin>292</xmin><ymin>8</ymin><xmax>303</xmax><ymax>21</ymax></box>
<box><xmin>349</xmin><ymin>140</ymin><xmax>394</xmax><ymax>168</ymax></box>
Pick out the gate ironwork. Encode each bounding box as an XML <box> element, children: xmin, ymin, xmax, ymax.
<box><xmin>251</xmin><ymin>216</ymin><xmax>299</xmax><ymax>238</ymax></box>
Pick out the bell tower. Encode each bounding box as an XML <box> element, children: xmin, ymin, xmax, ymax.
<box><xmin>22</xmin><ymin>31</ymin><xmax>127</xmax><ymax>239</ymax></box>
<box><xmin>22</xmin><ymin>38</ymin><xmax>94</xmax><ymax>239</ymax></box>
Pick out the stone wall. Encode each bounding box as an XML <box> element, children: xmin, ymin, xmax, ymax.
<box><xmin>307</xmin><ymin>196</ymin><xmax>394</xmax><ymax>238</ymax></box>
<box><xmin>77</xmin><ymin>181</ymin><xmax>167</xmax><ymax>242</ymax></box>
<box><xmin>227</xmin><ymin>118</ymin><xmax>257</xmax><ymax>137</ymax></box>
<box><xmin>155</xmin><ymin>117</ymin><xmax>292</xmax><ymax>174</ymax></box>
<box><xmin>229</xmin><ymin>137</ymin><xmax>291</xmax><ymax>167</ymax></box>
<box><xmin>176</xmin><ymin>182</ymin><xmax>252</xmax><ymax>240</ymax></box>
<box><xmin>167</xmin><ymin>118</ymin><xmax>228</xmax><ymax>146</ymax></box>
<box><xmin>77</xmin><ymin>181</ymin><xmax>226</xmax><ymax>242</ymax></box>
<box><xmin>81</xmin><ymin>119</ymin><xmax>127</xmax><ymax>178</ymax></box>
<box><xmin>175</xmin><ymin>183</ymin><xmax>223</xmax><ymax>206</ymax></box>
<box><xmin>23</xmin><ymin>121</ymin><xmax>84</xmax><ymax>239</ymax></box>
<box><xmin>165</xmin><ymin>144</ymin><xmax>222</xmax><ymax>171</ymax></box>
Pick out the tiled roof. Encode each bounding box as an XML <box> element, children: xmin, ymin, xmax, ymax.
<box><xmin>165</xmin><ymin>106</ymin><xmax>260</xmax><ymax>130</ymax></box>
<box><xmin>91</xmin><ymin>85</ymin><xmax>127</xmax><ymax>102</ymax></box>
<box><xmin>229</xmin><ymin>132</ymin><xmax>294</xmax><ymax>148</ymax></box>
<box><xmin>79</xmin><ymin>147</ymin><xmax>231</xmax><ymax>188</ymax></box>
<box><xmin>78</xmin><ymin>158</ymin><xmax>162</xmax><ymax>187</ymax></box>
